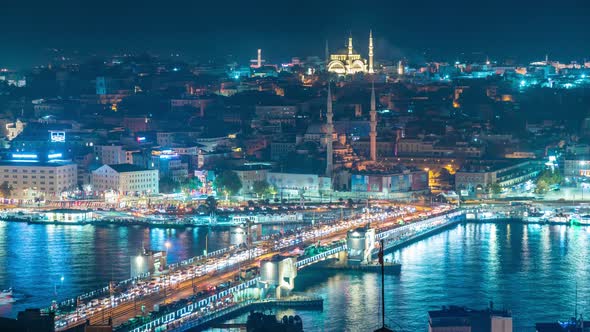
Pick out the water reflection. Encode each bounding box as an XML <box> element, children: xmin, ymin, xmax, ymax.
<box><xmin>280</xmin><ymin>222</ymin><xmax>590</xmax><ymax>331</ymax></box>
<box><xmin>0</xmin><ymin>221</ymin><xmax>295</xmax><ymax>317</ymax></box>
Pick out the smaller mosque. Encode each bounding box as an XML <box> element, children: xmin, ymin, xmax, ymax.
<box><xmin>327</xmin><ymin>31</ymin><xmax>375</xmax><ymax>75</ymax></box>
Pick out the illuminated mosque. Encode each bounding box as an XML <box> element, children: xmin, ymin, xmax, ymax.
<box><xmin>327</xmin><ymin>31</ymin><xmax>374</xmax><ymax>75</ymax></box>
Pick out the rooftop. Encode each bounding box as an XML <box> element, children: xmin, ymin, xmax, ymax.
<box><xmin>107</xmin><ymin>164</ymin><xmax>150</xmax><ymax>173</ymax></box>
<box><xmin>0</xmin><ymin>160</ymin><xmax>74</xmax><ymax>167</ymax></box>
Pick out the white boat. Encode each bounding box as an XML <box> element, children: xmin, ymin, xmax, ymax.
<box><xmin>0</xmin><ymin>288</ymin><xmax>12</xmax><ymax>298</ymax></box>
<box><xmin>0</xmin><ymin>288</ymin><xmax>14</xmax><ymax>304</ymax></box>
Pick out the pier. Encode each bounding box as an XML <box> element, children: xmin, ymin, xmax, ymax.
<box><xmin>164</xmin><ymin>297</ymin><xmax>323</xmax><ymax>332</ymax></box>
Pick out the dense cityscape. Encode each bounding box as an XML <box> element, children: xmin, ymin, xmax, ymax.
<box><xmin>2</xmin><ymin>1</ymin><xmax>590</xmax><ymax>331</ymax></box>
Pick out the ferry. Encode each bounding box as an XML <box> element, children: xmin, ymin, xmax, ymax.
<box><xmin>230</xmin><ymin>212</ymin><xmax>303</xmax><ymax>225</ymax></box>
<box><xmin>570</xmin><ymin>214</ymin><xmax>590</xmax><ymax>226</ymax></box>
<box><xmin>0</xmin><ymin>288</ymin><xmax>14</xmax><ymax>305</ymax></box>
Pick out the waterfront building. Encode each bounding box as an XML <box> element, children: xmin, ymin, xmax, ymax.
<box><xmin>266</xmin><ymin>172</ymin><xmax>331</xmax><ymax>198</ymax></box>
<box><xmin>0</xmin><ymin>154</ymin><xmax>77</xmax><ymax>200</ymax></box>
<box><xmin>91</xmin><ymin>164</ymin><xmax>159</xmax><ymax>197</ymax></box>
<box><xmin>428</xmin><ymin>305</ymin><xmax>512</xmax><ymax>332</ymax></box>
<box><xmin>43</xmin><ymin>208</ymin><xmax>93</xmax><ymax>223</ymax></box>
<box><xmin>455</xmin><ymin>160</ymin><xmax>544</xmax><ymax>197</ymax></box>
<box><xmin>351</xmin><ymin>169</ymin><xmax>429</xmax><ymax>194</ymax></box>
<box><xmin>232</xmin><ymin>163</ymin><xmax>272</xmax><ymax>196</ymax></box>
<box><xmin>564</xmin><ymin>156</ymin><xmax>590</xmax><ymax>182</ymax></box>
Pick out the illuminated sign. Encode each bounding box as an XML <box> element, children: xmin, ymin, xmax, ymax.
<box><xmin>48</xmin><ymin>153</ymin><xmax>63</xmax><ymax>159</ymax></box>
<box><xmin>159</xmin><ymin>154</ymin><xmax>178</xmax><ymax>159</ymax></box>
<box><xmin>137</xmin><ymin>136</ymin><xmax>146</xmax><ymax>142</ymax></box>
<box><xmin>50</xmin><ymin>131</ymin><xmax>66</xmax><ymax>142</ymax></box>
<box><xmin>12</xmin><ymin>153</ymin><xmax>37</xmax><ymax>159</ymax></box>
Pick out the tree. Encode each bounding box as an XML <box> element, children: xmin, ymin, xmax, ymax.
<box><xmin>213</xmin><ymin>170</ymin><xmax>242</xmax><ymax>197</ymax></box>
<box><xmin>268</xmin><ymin>185</ymin><xmax>277</xmax><ymax>199</ymax></box>
<box><xmin>252</xmin><ymin>180</ymin><xmax>271</xmax><ymax>198</ymax></box>
<box><xmin>205</xmin><ymin>196</ymin><xmax>217</xmax><ymax>214</ymax></box>
<box><xmin>488</xmin><ymin>183</ymin><xmax>502</xmax><ymax>195</ymax></box>
<box><xmin>182</xmin><ymin>177</ymin><xmax>202</xmax><ymax>192</ymax></box>
<box><xmin>346</xmin><ymin>198</ymin><xmax>354</xmax><ymax>208</ymax></box>
<box><xmin>535</xmin><ymin>169</ymin><xmax>562</xmax><ymax>194</ymax></box>
<box><xmin>0</xmin><ymin>181</ymin><xmax>12</xmax><ymax>198</ymax></box>
<box><xmin>159</xmin><ymin>177</ymin><xmax>180</xmax><ymax>194</ymax></box>
<box><xmin>535</xmin><ymin>179</ymin><xmax>549</xmax><ymax>194</ymax></box>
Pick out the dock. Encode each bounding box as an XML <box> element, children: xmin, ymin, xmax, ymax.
<box><xmin>162</xmin><ymin>296</ymin><xmax>323</xmax><ymax>332</ymax></box>
<box><xmin>323</xmin><ymin>262</ymin><xmax>401</xmax><ymax>274</ymax></box>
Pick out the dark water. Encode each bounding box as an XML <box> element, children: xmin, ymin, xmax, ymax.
<box><xmin>223</xmin><ymin>222</ymin><xmax>590</xmax><ymax>331</ymax></box>
<box><xmin>0</xmin><ymin>221</ymin><xmax>287</xmax><ymax>318</ymax></box>
<box><xmin>2</xmin><ymin>221</ymin><xmax>590</xmax><ymax>331</ymax></box>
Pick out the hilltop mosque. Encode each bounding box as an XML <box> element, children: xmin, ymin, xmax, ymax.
<box><xmin>327</xmin><ymin>31</ymin><xmax>374</xmax><ymax>75</ymax></box>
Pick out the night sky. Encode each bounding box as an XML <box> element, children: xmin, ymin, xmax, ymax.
<box><xmin>1</xmin><ymin>0</ymin><xmax>590</xmax><ymax>68</ymax></box>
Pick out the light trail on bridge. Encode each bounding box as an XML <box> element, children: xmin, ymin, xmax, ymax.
<box><xmin>52</xmin><ymin>204</ymin><xmax>451</xmax><ymax>331</ymax></box>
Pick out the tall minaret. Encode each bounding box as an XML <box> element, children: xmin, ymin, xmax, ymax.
<box><xmin>368</xmin><ymin>30</ymin><xmax>374</xmax><ymax>74</ymax></box>
<box><xmin>257</xmin><ymin>49</ymin><xmax>262</xmax><ymax>68</ymax></box>
<box><xmin>325</xmin><ymin>40</ymin><xmax>330</xmax><ymax>70</ymax></box>
<box><xmin>369</xmin><ymin>81</ymin><xmax>377</xmax><ymax>161</ymax></box>
<box><xmin>325</xmin><ymin>84</ymin><xmax>334</xmax><ymax>177</ymax></box>
<box><xmin>348</xmin><ymin>33</ymin><xmax>353</xmax><ymax>56</ymax></box>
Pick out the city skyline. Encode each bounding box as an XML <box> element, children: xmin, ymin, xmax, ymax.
<box><xmin>3</xmin><ymin>1</ymin><xmax>590</xmax><ymax>331</ymax></box>
<box><xmin>2</xmin><ymin>0</ymin><xmax>590</xmax><ymax>68</ymax></box>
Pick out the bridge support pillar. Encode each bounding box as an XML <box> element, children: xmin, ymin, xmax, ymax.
<box><xmin>259</xmin><ymin>255</ymin><xmax>297</xmax><ymax>299</ymax></box>
<box><xmin>346</xmin><ymin>227</ymin><xmax>376</xmax><ymax>265</ymax></box>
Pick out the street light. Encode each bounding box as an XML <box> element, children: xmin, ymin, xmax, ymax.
<box><xmin>163</xmin><ymin>241</ymin><xmax>172</xmax><ymax>304</ymax></box>
<box><xmin>165</xmin><ymin>241</ymin><xmax>171</xmax><ymax>258</ymax></box>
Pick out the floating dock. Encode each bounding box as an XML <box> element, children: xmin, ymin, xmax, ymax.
<box><xmin>164</xmin><ymin>297</ymin><xmax>323</xmax><ymax>332</ymax></box>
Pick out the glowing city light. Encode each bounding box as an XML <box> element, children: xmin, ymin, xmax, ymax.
<box><xmin>12</xmin><ymin>153</ymin><xmax>38</xmax><ymax>159</ymax></box>
<box><xmin>48</xmin><ymin>153</ymin><xmax>62</xmax><ymax>159</ymax></box>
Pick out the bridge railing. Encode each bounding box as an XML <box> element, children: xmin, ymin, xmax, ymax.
<box><xmin>122</xmin><ymin>278</ymin><xmax>259</xmax><ymax>332</ymax></box>
<box><xmin>375</xmin><ymin>210</ymin><xmax>464</xmax><ymax>240</ymax></box>
<box><xmin>295</xmin><ymin>245</ymin><xmax>346</xmax><ymax>269</ymax></box>
<box><xmin>51</xmin><ymin>246</ymin><xmax>236</xmax><ymax>314</ymax></box>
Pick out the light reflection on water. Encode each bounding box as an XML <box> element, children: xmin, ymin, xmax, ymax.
<box><xmin>0</xmin><ymin>221</ymin><xmax>288</xmax><ymax>317</ymax></box>
<box><xmin>2</xmin><ymin>221</ymin><xmax>590</xmax><ymax>331</ymax></box>
<box><xmin>222</xmin><ymin>222</ymin><xmax>590</xmax><ymax>331</ymax></box>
